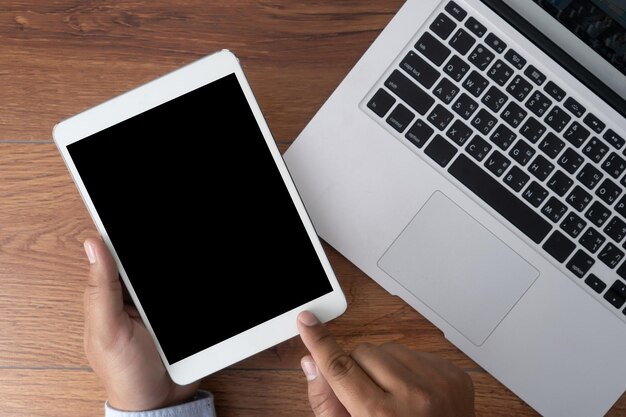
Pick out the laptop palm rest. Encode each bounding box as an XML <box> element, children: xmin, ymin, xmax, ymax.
<box><xmin>378</xmin><ymin>191</ymin><xmax>539</xmax><ymax>346</ymax></box>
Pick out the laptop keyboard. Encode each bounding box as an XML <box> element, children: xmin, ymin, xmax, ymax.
<box><xmin>362</xmin><ymin>0</ymin><xmax>626</xmax><ymax>320</ymax></box>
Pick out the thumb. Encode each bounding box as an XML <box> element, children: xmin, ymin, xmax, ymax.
<box><xmin>83</xmin><ymin>238</ymin><xmax>125</xmax><ymax>341</ymax></box>
<box><xmin>301</xmin><ymin>356</ymin><xmax>350</xmax><ymax>417</ymax></box>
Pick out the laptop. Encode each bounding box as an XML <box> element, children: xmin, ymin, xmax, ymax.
<box><xmin>284</xmin><ymin>0</ymin><xmax>626</xmax><ymax>415</ymax></box>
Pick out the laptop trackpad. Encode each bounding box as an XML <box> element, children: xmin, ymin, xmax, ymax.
<box><xmin>378</xmin><ymin>191</ymin><xmax>539</xmax><ymax>346</ymax></box>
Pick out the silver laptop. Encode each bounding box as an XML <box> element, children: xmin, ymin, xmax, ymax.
<box><xmin>284</xmin><ymin>0</ymin><xmax>626</xmax><ymax>415</ymax></box>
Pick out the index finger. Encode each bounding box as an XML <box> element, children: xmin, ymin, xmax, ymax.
<box><xmin>297</xmin><ymin>311</ymin><xmax>384</xmax><ymax>411</ymax></box>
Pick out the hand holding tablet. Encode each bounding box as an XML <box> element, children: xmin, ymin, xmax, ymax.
<box><xmin>82</xmin><ymin>237</ymin><xmax>202</xmax><ymax>411</ymax></box>
<box><xmin>54</xmin><ymin>50</ymin><xmax>346</xmax><ymax>385</ymax></box>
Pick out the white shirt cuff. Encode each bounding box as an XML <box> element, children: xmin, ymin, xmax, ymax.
<box><xmin>105</xmin><ymin>390</ymin><xmax>216</xmax><ymax>417</ymax></box>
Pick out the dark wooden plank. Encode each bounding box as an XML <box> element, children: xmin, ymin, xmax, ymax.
<box><xmin>0</xmin><ymin>0</ymin><xmax>401</xmax><ymax>141</ymax></box>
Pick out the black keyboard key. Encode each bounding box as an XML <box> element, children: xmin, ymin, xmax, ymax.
<box><xmin>523</xmin><ymin>181</ymin><xmax>549</xmax><ymax>207</ymax></box>
<box><xmin>485</xmin><ymin>33</ymin><xmax>506</xmax><ymax>53</ymax></box>
<box><xmin>545</xmin><ymin>106</ymin><xmax>571</xmax><ymax>133</ymax></box>
<box><xmin>543</xmin><ymin>230</ymin><xmax>576</xmax><ymax>262</ymax></box>
<box><xmin>424</xmin><ymin>134</ymin><xmax>458</xmax><ymax>167</ymax></box>
<box><xmin>452</xmin><ymin>93</ymin><xmax>478</xmax><ymax>119</ymax></box>
<box><xmin>567</xmin><ymin>250</ymin><xmax>594</xmax><ymax>278</ymax></box>
<box><xmin>482</xmin><ymin>86</ymin><xmax>508</xmax><ymax>113</ymax></box>
<box><xmin>416</xmin><ymin>32</ymin><xmax>451</xmax><ymax>66</ymax></box>
<box><xmin>509</xmin><ymin>139</ymin><xmax>535</xmax><ymax>166</ymax></box>
<box><xmin>595</xmin><ymin>178</ymin><xmax>622</xmax><ymax>205</ymax></box>
<box><xmin>468</xmin><ymin>44</ymin><xmax>494</xmax><ymax>71</ymax></box>
<box><xmin>525</xmin><ymin>91</ymin><xmax>552</xmax><ymax>117</ymax></box>
<box><xmin>501</xmin><ymin>102</ymin><xmax>527</xmax><ymax>128</ymax></box>
<box><xmin>560</xmin><ymin>212</ymin><xmax>587</xmax><ymax>238</ymax></box>
<box><xmin>446</xmin><ymin>119</ymin><xmax>472</xmax><ymax>146</ymax></box>
<box><xmin>610</xmin><ymin>280</ymin><xmax>626</xmax><ymax>299</ymax></box>
<box><xmin>604</xmin><ymin>281</ymin><xmax>626</xmax><ymax>308</ymax></box>
<box><xmin>528</xmin><ymin>155</ymin><xmax>554</xmax><ymax>181</ymax></box>
<box><xmin>599</xmin><ymin>243</ymin><xmax>625</xmax><ymax>269</ymax></box>
<box><xmin>583</xmin><ymin>113</ymin><xmax>605</xmax><ymax>134</ymax></box>
<box><xmin>585</xmin><ymin>274</ymin><xmax>606</xmax><ymax>294</ymax></box>
<box><xmin>507</xmin><ymin>75</ymin><xmax>533</xmax><ymax>102</ymax></box>
<box><xmin>504</xmin><ymin>166</ymin><xmax>530</xmax><ymax>192</ymax></box>
<box><xmin>485</xmin><ymin>150</ymin><xmax>510</xmax><ymax>177</ymax></box>
<box><xmin>472</xmin><ymin>109</ymin><xmax>497</xmax><ymax>135</ymax></box>
<box><xmin>521</xmin><ymin>117</ymin><xmax>547</xmax><ymax>144</ymax></box>
<box><xmin>428</xmin><ymin>104</ymin><xmax>455</xmax><ymax>131</ymax></box>
<box><xmin>465</xmin><ymin>16</ymin><xmax>486</xmax><ymax>37</ymax></box>
<box><xmin>400</xmin><ymin>51</ymin><xmax>441</xmax><ymax>89</ymax></box>
<box><xmin>385</xmin><ymin>70</ymin><xmax>435</xmax><ymax>115</ymax></box>
<box><xmin>566</xmin><ymin>185</ymin><xmax>592</xmax><ymax>212</ymax></box>
<box><xmin>504</xmin><ymin>49</ymin><xmax>527</xmax><ymax>70</ymax></box>
<box><xmin>618</xmin><ymin>262</ymin><xmax>626</xmax><ymax>280</ymax></box>
<box><xmin>405</xmin><ymin>119</ymin><xmax>434</xmax><ymax>149</ymax></box>
<box><xmin>604</xmin><ymin>129</ymin><xmax>625</xmax><ymax>150</ymax></box>
<box><xmin>547</xmin><ymin>170</ymin><xmax>573</xmax><ymax>197</ymax></box>
<box><xmin>463</xmin><ymin>70</ymin><xmax>489</xmax><ymax>97</ymax></box>
<box><xmin>444</xmin><ymin>55</ymin><xmax>470</xmax><ymax>82</ymax></box>
<box><xmin>577</xmin><ymin>163</ymin><xmax>603</xmax><ymax>189</ymax></box>
<box><xmin>562</xmin><ymin>121</ymin><xmax>590</xmax><ymax>148</ymax></box>
<box><xmin>558</xmin><ymin>148</ymin><xmax>584</xmax><ymax>174</ymax></box>
<box><xmin>445</xmin><ymin>1</ymin><xmax>467</xmax><ymax>21</ymax></box>
<box><xmin>616</xmin><ymin>195</ymin><xmax>626</xmax><ymax>218</ymax></box>
<box><xmin>582</xmin><ymin>137</ymin><xmax>609</xmax><ymax>164</ymax></box>
<box><xmin>544</xmin><ymin>81</ymin><xmax>565</xmax><ymax>102</ymax></box>
<box><xmin>605</xmin><ymin>291</ymin><xmax>625</xmax><ymax>308</ymax></box>
<box><xmin>580</xmin><ymin>227</ymin><xmax>606</xmax><ymax>253</ymax></box>
<box><xmin>490</xmin><ymin>124</ymin><xmax>516</xmax><ymax>150</ymax></box>
<box><xmin>486</xmin><ymin>59</ymin><xmax>514</xmax><ymax>87</ymax></box>
<box><xmin>601</xmin><ymin>152</ymin><xmax>626</xmax><ymax>179</ymax></box>
<box><xmin>449</xmin><ymin>28</ymin><xmax>476</xmax><ymax>55</ymax></box>
<box><xmin>367</xmin><ymin>89</ymin><xmax>396</xmax><ymax>117</ymax></box>
<box><xmin>449</xmin><ymin>154</ymin><xmax>552</xmax><ymax>243</ymax></box>
<box><xmin>539</xmin><ymin>132</ymin><xmax>564</xmax><ymax>159</ymax></box>
<box><xmin>524</xmin><ymin>65</ymin><xmax>546</xmax><ymax>85</ymax></box>
<box><xmin>605</xmin><ymin>216</ymin><xmax>626</xmax><ymax>243</ymax></box>
<box><xmin>585</xmin><ymin>201</ymin><xmax>611</xmax><ymax>227</ymax></box>
<box><xmin>542</xmin><ymin>197</ymin><xmax>568</xmax><ymax>223</ymax></box>
<box><xmin>466</xmin><ymin>135</ymin><xmax>492</xmax><ymax>161</ymax></box>
<box><xmin>430</xmin><ymin>13</ymin><xmax>457</xmax><ymax>40</ymax></box>
<box><xmin>386</xmin><ymin>104</ymin><xmax>415</xmax><ymax>132</ymax></box>
<box><xmin>432</xmin><ymin>77</ymin><xmax>460</xmax><ymax>104</ymax></box>
<box><xmin>563</xmin><ymin>97</ymin><xmax>586</xmax><ymax>118</ymax></box>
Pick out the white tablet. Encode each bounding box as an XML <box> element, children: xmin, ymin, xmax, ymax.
<box><xmin>53</xmin><ymin>50</ymin><xmax>346</xmax><ymax>385</ymax></box>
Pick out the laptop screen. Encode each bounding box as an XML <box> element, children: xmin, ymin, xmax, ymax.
<box><xmin>530</xmin><ymin>0</ymin><xmax>625</xmax><ymax>77</ymax></box>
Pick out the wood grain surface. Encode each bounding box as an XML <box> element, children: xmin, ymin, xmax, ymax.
<box><xmin>0</xmin><ymin>1</ymin><xmax>624</xmax><ymax>416</ymax></box>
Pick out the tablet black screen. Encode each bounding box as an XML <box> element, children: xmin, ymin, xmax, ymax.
<box><xmin>67</xmin><ymin>73</ymin><xmax>333</xmax><ymax>364</ymax></box>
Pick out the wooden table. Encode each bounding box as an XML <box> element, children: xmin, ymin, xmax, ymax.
<box><xmin>1</xmin><ymin>1</ymin><xmax>624</xmax><ymax>416</ymax></box>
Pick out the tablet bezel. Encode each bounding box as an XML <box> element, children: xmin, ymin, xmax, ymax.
<box><xmin>53</xmin><ymin>50</ymin><xmax>347</xmax><ymax>385</ymax></box>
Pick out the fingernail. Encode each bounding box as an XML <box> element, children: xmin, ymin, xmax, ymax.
<box><xmin>298</xmin><ymin>311</ymin><xmax>320</xmax><ymax>326</ymax></box>
<box><xmin>301</xmin><ymin>358</ymin><xmax>318</xmax><ymax>381</ymax></box>
<box><xmin>84</xmin><ymin>241</ymin><xmax>97</xmax><ymax>265</ymax></box>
